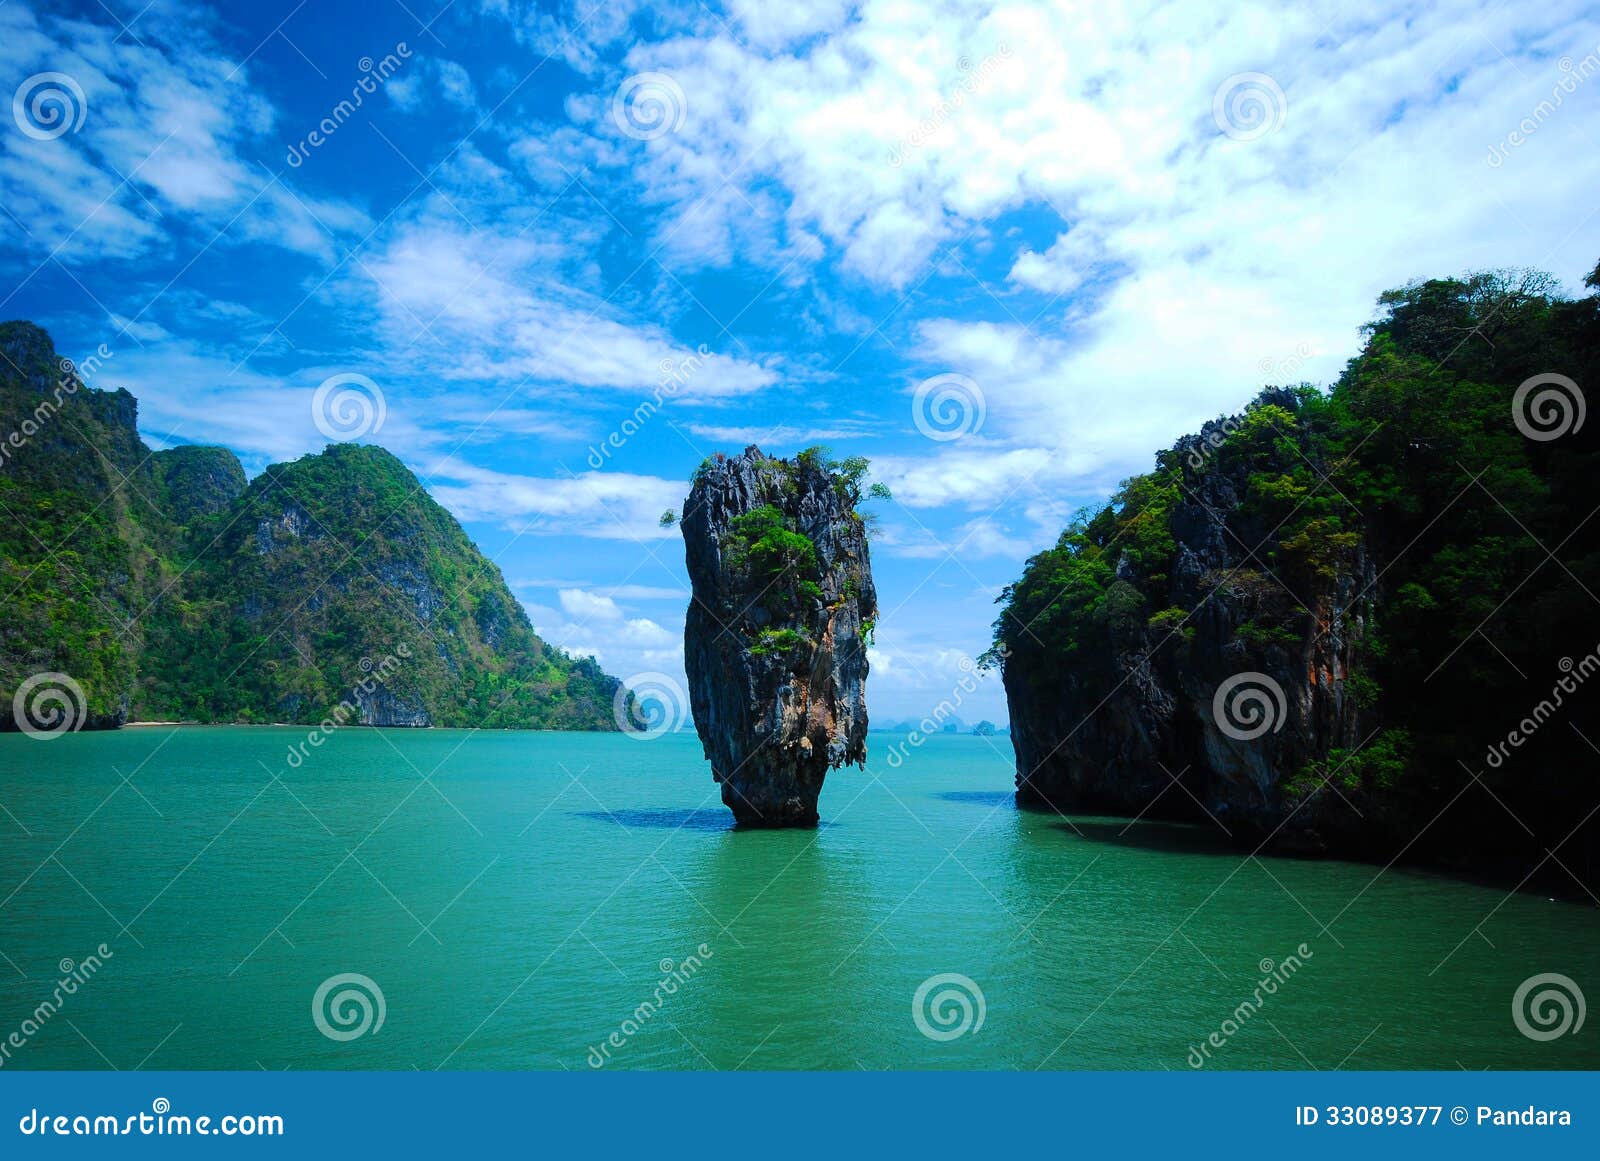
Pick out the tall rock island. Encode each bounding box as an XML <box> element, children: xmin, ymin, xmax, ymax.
<box><xmin>681</xmin><ymin>447</ymin><xmax>879</xmax><ymax>826</ymax></box>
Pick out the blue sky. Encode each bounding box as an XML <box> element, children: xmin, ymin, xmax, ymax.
<box><xmin>3</xmin><ymin>0</ymin><xmax>1599</xmax><ymax>725</ymax></box>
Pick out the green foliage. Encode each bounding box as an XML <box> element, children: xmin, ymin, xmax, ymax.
<box><xmin>1288</xmin><ymin>729</ymin><xmax>1413</xmax><ymax>798</ymax></box>
<box><xmin>659</xmin><ymin>508</ymin><xmax>677</xmax><ymax>528</ymax></box>
<box><xmin>1146</xmin><ymin>607</ymin><xmax>1192</xmax><ymax>639</ymax></box>
<box><xmin>749</xmin><ymin>628</ymin><xmax>806</xmax><ymax>657</ymax></box>
<box><xmin>992</xmin><ymin>259</ymin><xmax>1600</xmax><ymax>828</ymax></box>
<box><xmin>1236</xmin><ymin>620</ymin><xmax>1302</xmax><ymax>649</ymax></box>
<box><xmin>0</xmin><ymin>327</ymin><xmax>623</xmax><ymax>732</ymax></box>
<box><xmin>725</xmin><ymin>505</ymin><xmax>819</xmax><ymax>582</ymax></box>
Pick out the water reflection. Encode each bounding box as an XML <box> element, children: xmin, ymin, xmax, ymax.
<box><xmin>931</xmin><ymin>789</ymin><xmax>1014</xmax><ymax>807</ymax></box>
<box><xmin>572</xmin><ymin>807</ymin><xmax>733</xmax><ymax>832</ymax></box>
<box><xmin>662</xmin><ymin>828</ymin><xmax>879</xmax><ymax>1069</ymax></box>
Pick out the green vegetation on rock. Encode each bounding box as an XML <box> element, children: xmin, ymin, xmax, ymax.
<box><xmin>991</xmin><ymin>263</ymin><xmax>1600</xmax><ymax>870</ymax></box>
<box><xmin>0</xmin><ymin>321</ymin><xmax>622</xmax><ymax>731</ymax></box>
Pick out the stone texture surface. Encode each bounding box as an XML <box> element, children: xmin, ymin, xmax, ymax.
<box><xmin>1004</xmin><ymin>394</ymin><xmax>1378</xmax><ymax>853</ymax></box>
<box><xmin>682</xmin><ymin>447</ymin><xmax>877</xmax><ymax>826</ymax></box>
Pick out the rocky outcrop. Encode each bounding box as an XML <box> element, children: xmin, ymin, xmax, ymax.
<box><xmin>0</xmin><ymin>320</ymin><xmax>626</xmax><ymax>732</ymax></box>
<box><xmin>154</xmin><ymin>445</ymin><xmax>246</xmax><ymax>523</ymax></box>
<box><xmin>350</xmin><ymin>681</ymin><xmax>431</xmax><ymax>727</ymax></box>
<box><xmin>1001</xmin><ymin>390</ymin><xmax>1379</xmax><ymax>853</ymax></box>
<box><xmin>682</xmin><ymin>447</ymin><xmax>877</xmax><ymax>826</ymax></box>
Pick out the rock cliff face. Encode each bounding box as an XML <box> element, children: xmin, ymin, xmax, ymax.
<box><xmin>682</xmin><ymin>447</ymin><xmax>877</xmax><ymax>826</ymax></box>
<box><xmin>153</xmin><ymin>444</ymin><xmax>246</xmax><ymax>523</ymax></box>
<box><xmin>999</xmin><ymin>389</ymin><xmax>1379</xmax><ymax>853</ymax></box>
<box><xmin>993</xmin><ymin>266</ymin><xmax>1600</xmax><ymax>882</ymax></box>
<box><xmin>0</xmin><ymin>320</ymin><xmax>625</xmax><ymax>732</ymax></box>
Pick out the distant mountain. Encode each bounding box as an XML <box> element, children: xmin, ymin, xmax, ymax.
<box><xmin>0</xmin><ymin>321</ymin><xmax>622</xmax><ymax>731</ymax></box>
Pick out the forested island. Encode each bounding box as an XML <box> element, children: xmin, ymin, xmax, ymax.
<box><xmin>990</xmin><ymin>262</ymin><xmax>1599</xmax><ymax>881</ymax></box>
<box><xmin>0</xmin><ymin>321</ymin><xmax>621</xmax><ymax>731</ymax></box>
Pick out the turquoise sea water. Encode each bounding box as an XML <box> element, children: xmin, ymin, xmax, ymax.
<box><xmin>0</xmin><ymin>726</ymin><xmax>1595</xmax><ymax>1071</ymax></box>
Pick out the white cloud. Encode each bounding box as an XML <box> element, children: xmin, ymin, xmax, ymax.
<box><xmin>355</xmin><ymin>217</ymin><xmax>781</xmax><ymax>398</ymax></box>
<box><xmin>559</xmin><ymin>588</ymin><xmax>623</xmax><ymax>620</ymax></box>
<box><xmin>586</xmin><ymin>0</ymin><xmax>1600</xmax><ymax>494</ymax></box>
<box><xmin>437</xmin><ymin>60</ymin><xmax>478</xmax><ymax>109</ymax></box>
<box><xmin>387</xmin><ymin>57</ymin><xmax>479</xmax><ymax>112</ymax></box>
<box><xmin>685</xmin><ymin>421</ymin><xmax>878</xmax><ymax>446</ymax></box>
<box><xmin>427</xmin><ymin>460</ymin><xmax>684</xmax><ymax>540</ymax></box>
<box><xmin>521</xmin><ymin>587</ymin><xmax>684</xmax><ymax>683</ymax></box>
<box><xmin>0</xmin><ymin>2</ymin><xmax>367</xmax><ymax>267</ymax></box>
<box><xmin>888</xmin><ymin>516</ymin><xmax>1035</xmax><ymax>559</ymax></box>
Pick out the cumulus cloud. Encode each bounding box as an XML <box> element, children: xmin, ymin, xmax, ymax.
<box><xmin>0</xmin><ymin>2</ymin><xmax>367</xmax><ymax>270</ymax></box>
<box><xmin>354</xmin><ymin>216</ymin><xmax>781</xmax><ymax>398</ymax></box>
<box><xmin>581</xmin><ymin>0</ymin><xmax>1600</xmax><ymax>497</ymax></box>
<box><xmin>427</xmin><ymin>460</ymin><xmax>684</xmax><ymax>540</ymax></box>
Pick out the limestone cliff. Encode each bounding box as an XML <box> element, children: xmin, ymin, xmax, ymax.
<box><xmin>999</xmin><ymin>391</ymin><xmax>1378</xmax><ymax>852</ymax></box>
<box><xmin>682</xmin><ymin>447</ymin><xmax>878</xmax><ymax>826</ymax></box>
<box><xmin>993</xmin><ymin>263</ymin><xmax>1600</xmax><ymax>881</ymax></box>
<box><xmin>0</xmin><ymin>320</ymin><xmax>625</xmax><ymax>732</ymax></box>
